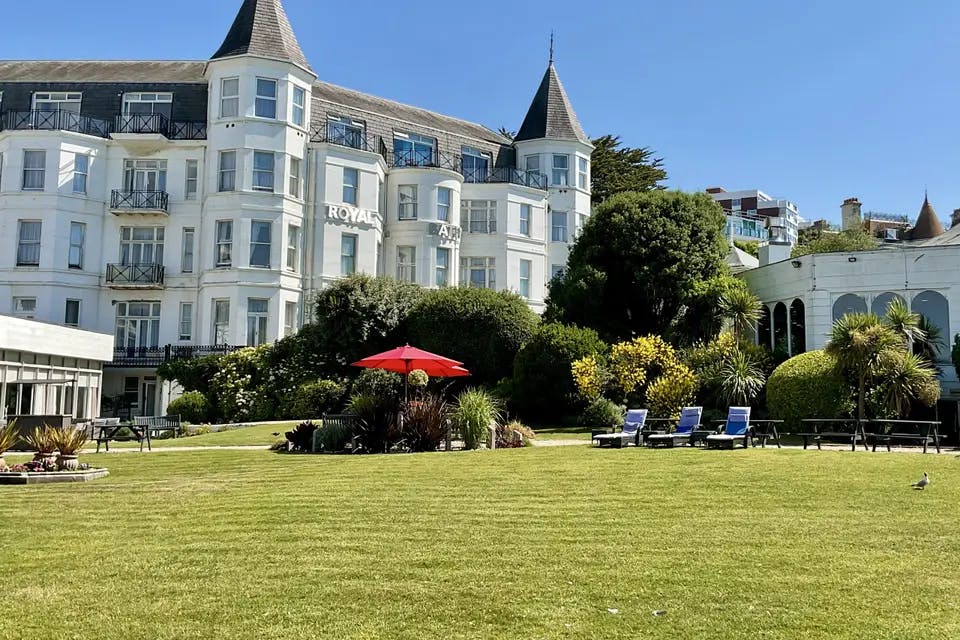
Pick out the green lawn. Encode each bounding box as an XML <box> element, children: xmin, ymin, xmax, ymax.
<box><xmin>532</xmin><ymin>425</ymin><xmax>592</xmax><ymax>440</ymax></box>
<box><xmin>2</xmin><ymin>446</ymin><xmax>959</xmax><ymax>639</ymax></box>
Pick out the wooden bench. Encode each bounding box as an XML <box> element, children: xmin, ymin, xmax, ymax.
<box><xmin>133</xmin><ymin>415</ymin><xmax>181</xmax><ymax>451</ymax></box>
<box><xmin>865</xmin><ymin>420</ymin><xmax>942</xmax><ymax>454</ymax></box>
<box><xmin>92</xmin><ymin>418</ymin><xmax>131</xmax><ymax>453</ymax></box>
<box><xmin>797</xmin><ymin>419</ymin><xmax>867</xmax><ymax>451</ymax></box>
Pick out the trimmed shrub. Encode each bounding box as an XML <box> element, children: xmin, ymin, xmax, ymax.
<box><xmin>405</xmin><ymin>287</ymin><xmax>540</xmax><ymax>386</ymax></box>
<box><xmin>349</xmin><ymin>368</ymin><xmax>404</xmax><ymax>400</ymax></box>
<box><xmin>285</xmin><ymin>379</ymin><xmax>346</xmax><ymax>420</ymax></box>
<box><xmin>512</xmin><ymin>323</ymin><xmax>607</xmax><ymax>423</ymax></box>
<box><xmin>578</xmin><ymin>398</ymin><xmax>625</xmax><ymax>431</ymax></box>
<box><xmin>167</xmin><ymin>391</ymin><xmax>212</xmax><ymax>424</ymax></box>
<box><xmin>766</xmin><ymin>350</ymin><xmax>853</xmax><ymax>431</ymax></box>
<box><xmin>453</xmin><ymin>388</ymin><xmax>503</xmax><ymax>450</ymax></box>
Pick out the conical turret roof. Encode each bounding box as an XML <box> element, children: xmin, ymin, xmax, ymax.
<box><xmin>515</xmin><ymin>62</ymin><xmax>589</xmax><ymax>144</ymax></box>
<box><xmin>910</xmin><ymin>194</ymin><xmax>945</xmax><ymax>240</ymax></box>
<box><xmin>212</xmin><ymin>0</ymin><xmax>313</xmax><ymax>74</ymax></box>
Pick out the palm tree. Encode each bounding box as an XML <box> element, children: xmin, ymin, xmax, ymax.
<box><xmin>718</xmin><ymin>350</ymin><xmax>766</xmax><ymax>407</ymax></box>
<box><xmin>825</xmin><ymin>313</ymin><xmax>902</xmax><ymax>422</ymax></box>
<box><xmin>720</xmin><ymin>288</ymin><xmax>762</xmax><ymax>344</ymax></box>
<box><xmin>883</xmin><ymin>298</ymin><xmax>925</xmax><ymax>345</ymax></box>
<box><xmin>875</xmin><ymin>350</ymin><xmax>939</xmax><ymax>417</ymax></box>
<box><xmin>914</xmin><ymin>315</ymin><xmax>946</xmax><ymax>364</ymax></box>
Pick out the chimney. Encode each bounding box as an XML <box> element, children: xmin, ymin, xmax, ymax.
<box><xmin>952</xmin><ymin>209</ymin><xmax>960</xmax><ymax>229</ymax></box>
<box><xmin>759</xmin><ymin>220</ymin><xmax>792</xmax><ymax>266</ymax></box>
<box><xmin>841</xmin><ymin>197</ymin><xmax>862</xmax><ymax>231</ymax></box>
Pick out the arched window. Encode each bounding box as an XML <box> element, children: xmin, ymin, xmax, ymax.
<box><xmin>912</xmin><ymin>290</ymin><xmax>950</xmax><ymax>362</ymax></box>
<box><xmin>773</xmin><ymin>302</ymin><xmax>788</xmax><ymax>354</ymax></box>
<box><xmin>790</xmin><ymin>299</ymin><xmax>806</xmax><ymax>355</ymax></box>
<box><xmin>832</xmin><ymin>294</ymin><xmax>867</xmax><ymax>323</ymax></box>
<box><xmin>871</xmin><ymin>292</ymin><xmax>906</xmax><ymax>317</ymax></box>
<box><xmin>758</xmin><ymin>305</ymin><xmax>772</xmax><ymax>349</ymax></box>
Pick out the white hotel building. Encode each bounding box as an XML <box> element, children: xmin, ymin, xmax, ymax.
<box><xmin>0</xmin><ymin>0</ymin><xmax>593</xmax><ymax>417</ymax></box>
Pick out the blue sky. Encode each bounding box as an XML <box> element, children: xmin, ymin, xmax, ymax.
<box><xmin>4</xmin><ymin>0</ymin><xmax>958</xmax><ymax>224</ymax></box>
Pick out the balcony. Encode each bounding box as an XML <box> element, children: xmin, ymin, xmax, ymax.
<box><xmin>168</xmin><ymin>121</ymin><xmax>207</xmax><ymax>140</ymax></box>
<box><xmin>115</xmin><ymin>113</ymin><xmax>170</xmax><ymax>135</ymax></box>
<box><xmin>311</xmin><ymin>125</ymin><xmax>388</xmax><ymax>158</ymax></box>
<box><xmin>105</xmin><ymin>263</ymin><xmax>165</xmax><ymax>288</ymax></box>
<box><xmin>390</xmin><ymin>148</ymin><xmax>462</xmax><ymax>174</ymax></box>
<box><xmin>109</xmin><ymin>344</ymin><xmax>242</xmax><ymax>368</ymax></box>
<box><xmin>1</xmin><ymin>110</ymin><xmax>110</xmax><ymax>138</ymax></box>
<box><xmin>110</xmin><ymin>190</ymin><xmax>169</xmax><ymax>215</ymax></box>
<box><xmin>463</xmin><ymin>167</ymin><xmax>548</xmax><ymax>191</ymax></box>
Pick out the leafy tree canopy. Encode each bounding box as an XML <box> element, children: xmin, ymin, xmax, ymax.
<box><xmin>792</xmin><ymin>229</ymin><xmax>877</xmax><ymax>257</ymax></box>
<box><xmin>590</xmin><ymin>134</ymin><xmax>667</xmax><ymax>204</ymax></box>
<box><xmin>545</xmin><ymin>191</ymin><xmax>728</xmax><ymax>344</ymax></box>
<box><xmin>404</xmin><ymin>287</ymin><xmax>539</xmax><ymax>386</ymax></box>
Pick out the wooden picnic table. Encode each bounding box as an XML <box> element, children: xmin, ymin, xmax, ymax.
<box><xmin>865</xmin><ymin>419</ymin><xmax>942</xmax><ymax>454</ymax></box>
<box><xmin>798</xmin><ymin>418</ymin><xmax>868</xmax><ymax>451</ymax></box>
<box><xmin>711</xmin><ymin>419</ymin><xmax>783</xmax><ymax>448</ymax></box>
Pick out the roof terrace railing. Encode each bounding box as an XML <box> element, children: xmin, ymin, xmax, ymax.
<box><xmin>1</xmin><ymin>110</ymin><xmax>111</xmax><ymax>138</ymax></box>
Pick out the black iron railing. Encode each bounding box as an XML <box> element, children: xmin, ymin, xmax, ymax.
<box><xmin>311</xmin><ymin>123</ymin><xmax>387</xmax><ymax>155</ymax></box>
<box><xmin>115</xmin><ymin>113</ymin><xmax>169</xmax><ymax>135</ymax></box>
<box><xmin>1</xmin><ymin>110</ymin><xmax>111</xmax><ymax>138</ymax></box>
<box><xmin>109</xmin><ymin>344</ymin><xmax>243</xmax><ymax>368</ymax></box>
<box><xmin>390</xmin><ymin>148</ymin><xmax>462</xmax><ymax>173</ymax></box>
<box><xmin>463</xmin><ymin>167</ymin><xmax>548</xmax><ymax>190</ymax></box>
<box><xmin>168</xmin><ymin>121</ymin><xmax>207</xmax><ymax>140</ymax></box>
<box><xmin>105</xmin><ymin>263</ymin><xmax>165</xmax><ymax>286</ymax></box>
<box><xmin>110</xmin><ymin>190</ymin><xmax>169</xmax><ymax>212</ymax></box>
<box><xmin>1</xmin><ymin>111</ymin><xmax>209</xmax><ymax>140</ymax></box>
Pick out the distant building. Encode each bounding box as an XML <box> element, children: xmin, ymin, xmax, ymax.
<box><xmin>841</xmin><ymin>195</ymin><xmax>945</xmax><ymax>242</ymax></box>
<box><xmin>706</xmin><ymin>187</ymin><xmax>803</xmax><ymax>246</ymax></box>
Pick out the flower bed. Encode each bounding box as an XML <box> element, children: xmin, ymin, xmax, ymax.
<box><xmin>0</xmin><ymin>462</ymin><xmax>108</xmax><ymax>485</ymax></box>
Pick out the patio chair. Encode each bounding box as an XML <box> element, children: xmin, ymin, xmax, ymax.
<box><xmin>645</xmin><ymin>407</ymin><xmax>703</xmax><ymax>448</ymax></box>
<box><xmin>592</xmin><ymin>409</ymin><xmax>648</xmax><ymax>448</ymax></box>
<box><xmin>705</xmin><ymin>407</ymin><xmax>752</xmax><ymax>449</ymax></box>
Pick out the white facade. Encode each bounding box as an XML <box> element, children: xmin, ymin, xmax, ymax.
<box><xmin>0</xmin><ymin>315</ymin><xmax>113</xmax><ymax>420</ymax></box>
<box><xmin>709</xmin><ymin>188</ymin><xmax>804</xmax><ymax>246</ymax></box>
<box><xmin>0</xmin><ymin>0</ymin><xmax>592</xmax><ymax>416</ymax></box>
<box><xmin>741</xmin><ymin>242</ymin><xmax>960</xmax><ymax>395</ymax></box>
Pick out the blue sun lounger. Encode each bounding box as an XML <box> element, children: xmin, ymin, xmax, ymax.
<box><xmin>646</xmin><ymin>406</ymin><xmax>703</xmax><ymax>447</ymax></box>
<box><xmin>593</xmin><ymin>409</ymin><xmax>648</xmax><ymax>448</ymax></box>
<box><xmin>705</xmin><ymin>407</ymin><xmax>751</xmax><ymax>449</ymax></box>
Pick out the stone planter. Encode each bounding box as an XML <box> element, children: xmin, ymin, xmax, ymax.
<box><xmin>57</xmin><ymin>454</ymin><xmax>80</xmax><ymax>471</ymax></box>
<box><xmin>33</xmin><ymin>452</ymin><xmax>57</xmax><ymax>466</ymax></box>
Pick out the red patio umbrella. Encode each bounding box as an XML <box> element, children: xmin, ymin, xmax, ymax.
<box><xmin>352</xmin><ymin>345</ymin><xmax>470</xmax><ymax>399</ymax></box>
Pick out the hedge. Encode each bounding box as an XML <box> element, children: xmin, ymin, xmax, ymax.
<box><xmin>766</xmin><ymin>350</ymin><xmax>853</xmax><ymax>431</ymax></box>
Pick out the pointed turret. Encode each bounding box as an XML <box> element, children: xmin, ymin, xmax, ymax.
<box><xmin>910</xmin><ymin>193</ymin><xmax>945</xmax><ymax>240</ymax></box>
<box><xmin>515</xmin><ymin>62</ymin><xmax>589</xmax><ymax>144</ymax></box>
<box><xmin>212</xmin><ymin>0</ymin><xmax>312</xmax><ymax>73</ymax></box>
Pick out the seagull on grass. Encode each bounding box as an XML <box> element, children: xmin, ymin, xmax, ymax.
<box><xmin>912</xmin><ymin>472</ymin><xmax>929</xmax><ymax>490</ymax></box>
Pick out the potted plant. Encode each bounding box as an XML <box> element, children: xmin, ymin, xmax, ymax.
<box><xmin>52</xmin><ymin>426</ymin><xmax>88</xmax><ymax>471</ymax></box>
<box><xmin>407</xmin><ymin>369</ymin><xmax>429</xmax><ymax>405</ymax></box>
<box><xmin>0</xmin><ymin>420</ymin><xmax>18</xmax><ymax>471</ymax></box>
<box><xmin>24</xmin><ymin>426</ymin><xmax>57</xmax><ymax>467</ymax></box>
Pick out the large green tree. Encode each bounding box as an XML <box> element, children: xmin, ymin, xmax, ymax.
<box><xmin>404</xmin><ymin>287</ymin><xmax>539</xmax><ymax>386</ymax></box>
<box><xmin>545</xmin><ymin>191</ymin><xmax>728</xmax><ymax>344</ymax></box>
<box><xmin>589</xmin><ymin>134</ymin><xmax>667</xmax><ymax>204</ymax></box>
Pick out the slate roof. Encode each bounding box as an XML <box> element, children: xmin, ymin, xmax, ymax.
<box><xmin>211</xmin><ymin>0</ymin><xmax>313</xmax><ymax>74</ymax></box>
<box><xmin>909</xmin><ymin>195</ymin><xmax>946</xmax><ymax>241</ymax></box>
<box><xmin>514</xmin><ymin>63</ymin><xmax>590</xmax><ymax>144</ymax></box>
<box><xmin>0</xmin><ymin>60</ymin><xmax>207</xmax><ymax>83</ymax></box>
<box><xmin>312</xmin><ymin>81</ymin><xmax>511</xmax><ymax>145</ymax></box>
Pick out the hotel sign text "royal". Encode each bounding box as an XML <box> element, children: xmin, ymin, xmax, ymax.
<box><xmin>326</xmin><ymin>205</ymin><xmax>379</xmax><ymax>227</ymax></box>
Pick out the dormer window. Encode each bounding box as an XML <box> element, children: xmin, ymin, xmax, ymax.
<box><xmin>462</xmin><ymin>146</ymin><xmax>491</xmax><ymax>183</ymax></box>
<box><xmin>123</xmin><ymin>93</ymin><xmax>172</xmax><ymax>119</ymax></box>
<box><xmin>394</xmin><ymin>132</ymin><xmax>436</xmax><ymax>167</ymax></box>
<box><xmin>327</xmin><ymin>115</ymin><xmax>365</xmax><ymax>148</ymax></box>
<box><xmin>33</xmin><ymin>92</ymin><xmax>81</xmax><ymax>113</ymax></box>
<box><xmin>255</xmin><ymin>78</ymin><xmax>277</xmax><ymax>119</ymax></box>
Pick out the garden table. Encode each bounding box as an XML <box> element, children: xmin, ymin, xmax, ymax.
<box><xmin>711</xmin><ymin>419</ymin><xmax>783</xmax><ymax>448</ymax></box>
<box><xmin>797</xmin><ymin>419</ymin><xmax>868</xmax><ymax>451</ymax></box>
<box><xmin>864</xmin><ymin>419</ymin><xmax>942</xmax><ymax>454</ymax></box>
